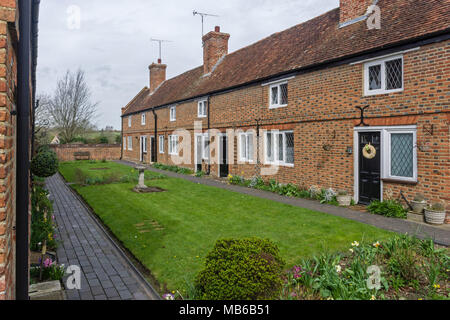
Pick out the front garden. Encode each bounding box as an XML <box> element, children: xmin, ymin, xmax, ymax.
<box><xmin>58</xmin><ymin>161</ymin><xmax>449</xmax><ymax>300</ymax></box>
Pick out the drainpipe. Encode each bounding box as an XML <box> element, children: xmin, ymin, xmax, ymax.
<box><xmin>206</xmin><ymin>96</ymin><xmax>211</xmax><ymax>175</ymax></box>
<box><xmin>16</xmin><ymin>0</ymin><xmax>33</xmax><ymax>300</ymax></box>
<box><xmin>120</xmin><ymin>116</ymin><xmax>123</xmax><ymax>160</ymax></box>
<box><xmin>152</xmin><ymin>109</ymin><xmax>158</xmax><ymax>163</ymax></box>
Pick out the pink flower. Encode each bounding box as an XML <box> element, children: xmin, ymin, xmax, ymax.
<box><xmin>43</xmin><ymin>258</ymin><xmax>53</xmax><ymax>268</ymax></box>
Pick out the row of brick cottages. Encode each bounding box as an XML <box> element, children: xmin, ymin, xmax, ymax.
<box><xmin>121</xmin><ymin>0</ymin><xmax>449</xmax><ymax>217</ymax></box>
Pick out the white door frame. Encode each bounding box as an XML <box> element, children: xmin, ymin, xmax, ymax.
<box><xmin>140</xmin><ymin>136</ymin><xmax>147</xmax><ymax>163</ymax></box>
<box><xmin>194</xmin><ymin>133</ymin><xmax>203</xmax><ymax>173</ymax></box>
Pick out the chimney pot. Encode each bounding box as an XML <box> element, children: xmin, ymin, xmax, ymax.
<box><xmin>158</xmin><ymin>58</ymin><xmax>162</xmax><ymax>64</ymax></box>
<box><xmin>215</xmin><ymin>26</ymin><xmax>220</xmax><ymax>32</ymax></box>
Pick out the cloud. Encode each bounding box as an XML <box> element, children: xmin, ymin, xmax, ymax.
<box><xmin>37</xmin><ymin>0</ymin><xmax>338</xmax><ymax>130</ymax></box>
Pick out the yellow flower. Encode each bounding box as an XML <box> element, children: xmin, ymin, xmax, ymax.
<box><xmin>433</xmin><ymin>284</ymin><xmax>440</xmax><ymax>289</ymax></box>
<box><xmin>370</xmin><ymin>295</ymin><xmax>376</xmax><ymax>300</ymax></box>
<box><xmin>418</xmin><ymin>298</ymin><xmax>423</xmax><ymax>300</ymax></box>
<box><xmin>351</xmin><ymin>241</ymin><xmax>360</xmax><ymax>247</ymax></box>
<box><xmin>373</xmin><ymin>241</ymin><xmax>381</xmax><ymax>248</ymax></box>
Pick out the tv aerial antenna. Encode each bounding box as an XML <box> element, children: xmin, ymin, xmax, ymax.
<box><xmin>150</xmin><ymin>38</ymin><xmax>172</xmax><ymax>63</ymax></box>
<box><xmin>193</xmin><ymin>10</ymin><xmax>220</xmax><ymax>39</ymax></box>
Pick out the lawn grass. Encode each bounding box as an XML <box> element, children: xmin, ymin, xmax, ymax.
<box><xmin>59</xmin><ymin>161</ymin><xmax>395</xmax><ymax>294</ymax></box>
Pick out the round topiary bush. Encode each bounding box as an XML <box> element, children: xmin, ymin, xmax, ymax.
<box><xmin>195</xmin><ymin>238</ymin><xmax>285</xmax><ymax>300</ymax></box>
<box><xmin>31</xmin><ymin>150</ymin><xmax>59</xmax><ymax>178</ymax></box>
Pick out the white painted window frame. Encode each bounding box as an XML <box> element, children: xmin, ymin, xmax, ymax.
<box><xmin>127</xmin><ymin>136</ymin><xmax>133</xmax><ymax>151</ymax></box>
<box><xmin>128</xmin><ymin>116</ymin><xmax>132</xmax><ymax>127</ymax></box>
<box><xmin>123</xmin><ymin>137</ymin><xmax>126</xmax><ymax>150</ymax></box>
<box><xmin>168</xmin><ymin>135</ymin><xmax>178</xmax><ymax>155</ymax></box>
<box><xmin>198</xmin><ymin>100</ymin><xmax>207</xmax><ymax>118</ymax></box>
<box><xmin>264</xmin><ymin>130</ymin><xmax>294</xmax><ymax>167</ymax></box>
<box><xmin>141</xmin><ymin>113</ymin><xmax>146</xmax><ymax>125</ymax></box>
<box><xmin>385</xmin><ymin>128</ymin><xmax>417</xmax><ymax>182</ymax></box>
<box><xmin>159</xmin><ymin>135</ymin><xmax>164</xmax><ymax>154</ymax></box>
<box><xmin>170</xmin><ymin>106</ymin><xmax>176</xmax><ymax>122</ymax></box>
<box><xmin>239</xmin><ymin>132</ymin><xmax>254</xmax><ymax>163</ymax></box>
<box><xmin>364</xmin><ymin>55</ymin><xmax>404</xmax><ymax>96</ymax></box>
<box><xmin>269</xmin><ymin>81</ymin><xmax>288</xmax><ymax>109</ymax></box>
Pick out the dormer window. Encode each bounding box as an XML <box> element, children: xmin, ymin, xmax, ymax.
<box><xmin>170</xmin><ymin>106</ymin><xmax>176</xmax><ymax>122</ymax></box>
<box><xmin>364</xmin><ymin>55</ymin><xmax>403</xmax><ymax>96</ymax></box>
<box><xmin>269</xmin><ymin>82</ymin><xmax>288</xmax><ymax>109</ymax></box>
<box><xmin>198</xmin><ymin>100</ymin><xmax>207</xmax><ymax>118</ymax></box>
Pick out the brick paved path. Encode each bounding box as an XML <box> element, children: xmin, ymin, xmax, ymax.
<box><xmin>46</xmin><ymin>174</ymin><xmax>160</xmax><ymax>300</ymax></box>
<box><xmin>117</xmin><ymin>160</ymin><xmax>450</xmax><ymax>247</ymax></box>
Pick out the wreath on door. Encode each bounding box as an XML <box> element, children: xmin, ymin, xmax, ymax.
<box><xmin>363</xmin><ymin>143</ymin><xmax>377</xmax><ymax>159</ymax></box>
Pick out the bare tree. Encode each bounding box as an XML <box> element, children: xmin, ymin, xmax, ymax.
<box><xmin>33</xmin><ymin>93</ymin><xmax>52</xmax><ymax>148</ymax></box>
<box><xmin>47</xmin><ymin>69</ymin><xmax>98</xmax><ymax>143</ymax></box>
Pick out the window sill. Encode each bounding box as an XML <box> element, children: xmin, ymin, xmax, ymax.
<box><xmin>382</xmin><ymin>178</ymin><xmax>417</xmax><ymax>185</ymax></box>
<box><xmin>269</xmin><ymin>104</ymin><xmax>288</xmax><ymax>109</ymax></box>
<box><xmin>364</xmin><ymin>88</ymin><xmax>403</xmax><ymax>96</ymax></box>
<box><xmin>265</xmin><ymin>162</ymin><xmax>294</xmax><ymax>168</ymax></box>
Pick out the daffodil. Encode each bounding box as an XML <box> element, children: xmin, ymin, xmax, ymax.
<box><xmin>370</xmin><ymin>295</ymin><xmax>376</xmax><ymax>300</ymax></box>
<box><xmin>373</xmin><ymin>241</ymin><xmax>381</xmax><ymax>248</ymax></box>
<box><xmin>433</xmin><ymin>284</ymin><xmax>440</xmax><ymax>289</ymax></box>
<box><xmin>335</xmin><ymin>265</ymin><xmax>342</xmax><ymax>273</ymax></box>
<box><xmin>351</xmin><ymin>241</ymin><xmax>360</xmax><ymax>247</ymax></box>
<box><xmin>349</xmin><ymin>248</ymin><xmax>354</xmax><ymax>253</ymax></box>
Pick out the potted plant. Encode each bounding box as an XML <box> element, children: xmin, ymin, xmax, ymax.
<box><xmin>411</xmin><ymin>193</ymin><xmax>427</xmax><ymax>214</ymax></box>
<box><xmin>424</xmin><ymin>202</ymin><xmax>446</xmax><ymax>225</ymax></box>
<box><xmin>336</xmin><ymin>190</ymin><xmax>352</xmax><ymax>207</ymax></box>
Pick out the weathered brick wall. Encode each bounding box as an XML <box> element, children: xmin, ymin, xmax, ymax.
<box><xmin>340</xmin><ymin>0</ymin><xmax>373</xmax><ymax>24</ymax></box>
<box><xmin>50</xmin><ymin>144</ymin><xmax>121</xmax><ymax>162</ymax></box>
<box><xmin>0</xmin><ymin>0</ymin><xmax>17</xmax><ymax>300</ymax></box>
<box><xmin>123</xmin><ymin>40</ymin><xmax>449</xmax><ymax>222</ymax></box>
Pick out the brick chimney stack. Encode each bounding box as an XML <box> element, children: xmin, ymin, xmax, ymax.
<box><xmin>339</xmin><ymin>0</ymin><xmax>373</xmax><ymax>25</ymax></box>
<box><xmin>202</xmin><ymin>26</ymin><xmax>230</xmax><ymax>75</ymax></box>
<box><xmin>148</xmin><ymin>59</ymin><xmax>167</xmax><ymax>92</ymax></box>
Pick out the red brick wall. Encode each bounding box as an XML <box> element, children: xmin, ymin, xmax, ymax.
<box><xmin>50</xmin><ymin>144</ymin><xmax>121</xmax><ymax>162</ymax></box>
<box><xmin>203</xmin><ymin>28</ymin><xmax>230</xmax><ymax>75</ymax></box>
<box><xmin>149</xmin><ymin>62</ymin><xmax>166</xmax><ymax>93</ymax></box>
<box><xmin>0</xmin><ymin>0</ymin><xmax>17</xmax><ymax>300</ymax></box>
<box><xmin>340</xmin><ymin>0</ymin><xmax>373</xmax><ymax>24</ymax></box>
<box><xmin>123</xmin><ymin>40</ymin><xmax>449</xmax><ymax>222</ymax></box>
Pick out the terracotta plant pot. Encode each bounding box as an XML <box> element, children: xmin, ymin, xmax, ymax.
<box><xmin>424</xmin><ymin>209</ymin><xmax>446</xmax><ymax>225</ymax></box>
<box><xmin>337</xmin><ymin>195</ymin><xmax>352</xmax><ymax>207</ymax></box>
<box><xmin>411</xmin><ymin>201</ymin><xmax>427</xmax><ymax>214</ymax></box>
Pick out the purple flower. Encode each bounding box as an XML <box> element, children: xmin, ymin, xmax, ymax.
<box><xmin>43</xmin><ymin>258</ymin><xmax>53</xmax><ymax>268</ymax></box>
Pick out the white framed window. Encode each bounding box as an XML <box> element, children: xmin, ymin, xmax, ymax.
<box><xmin>128</xmin><ymin>116</ymin><xmax>132</xmax><ymax>127</ymax></box>
<box><xmin>141</xmin><ymin>113</ymin><xmax>146</xmax><ymax>125</ymax></box>
<box><xmin>364</xmin><ymin>55</ymin><xmax>403</xmax><ymax>96</ymax></box>
<box><xmin>239</xmin><ymin>132</ymin><xmax>254</xmax><ymax>162</ymax></box>
<box><xmin>159</xmin><ymin>135</ymin><xmax>165</xmax><ymax>154</ymax></box>
<box><xmin>269</xmin><ymin>82</ymin><xmax>288</xmax><ymax>109</ymax></box>
<box><xmin>384</xmin><ymin>128</ymin><xmax>417</xmax><ymax>182</ymax></box>
<box><xmin>170</xmin><ymin>106</ymin><xmax>176</xmax><ymax>122</ymax></box>
<box><xmin>142</xmin><ymin>136</ymin><xmax>148</xmax><ymax>153</ymax></box>
<box><xmin>168</xmin><ymin>135</ymin><xmax>178</xmax><ymax>155</ymax></box>
<box><xmin>198</xmin><ymin>100</ymin><xmax>207</xmax><ymax>118</ymax></box>
<box><xmin>265</xmin><ymin>130</ymin><xmax>294</xmax><ymax>166</ymax></box>
<box><xmin>202</xmin><ymin>135</ymin><xmax>210</xmax><ymax>160</ymax></box>
<box><xmin>123</xmin><ymin>137</ymin><xmax>126</xmax><ymax>150</ymax></box>
<box><xmin>127</xmin><ymin>136</ymin><xmax>133</xmax><ymax>151</ymax></box>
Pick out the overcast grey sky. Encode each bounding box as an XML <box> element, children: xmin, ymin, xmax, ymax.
<box><xmin>37</xmin><ymin>0</ymin><xmax>338</xmax><ymax>130</ymax></box>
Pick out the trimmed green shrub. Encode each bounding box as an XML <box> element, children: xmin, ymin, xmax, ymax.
<box><xmin>99</xmin><ymin>136</ymin><xmax>109</xmax><ymax>144</ymax></box>
<box><xmin>30</xmin><ymin>150</ymin><xmax>59</xmax><ymax>178</ymax></box>
<box><xmin>195</xmin><ymin>238</ymin><xmax>285</xmax><ymax>300</ymax></box>
<box><xmin>368</xmin><ymin>200</ymin><xmax>407</xmax><ymax>219</ymax></box>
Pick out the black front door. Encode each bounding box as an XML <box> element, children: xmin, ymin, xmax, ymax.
<box><xmin>359</xmin><ymin>132</ymin><xmax>381</xmax><ymax>204</ymax></box>
<box><xmin>219</xmin><ymin>136</ymin><xmax>229</xmax><ymax>178</ymax></box>
<box><xmin>151</xmin><ymin>137</ymin><xmax>156</xmax><ymax>163</ymax></box>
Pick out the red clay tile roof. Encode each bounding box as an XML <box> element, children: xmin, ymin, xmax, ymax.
<box><xmin>123</xmin><ymin>0</ymin><xmax>450</xmax><ymax>116</ymax></box>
